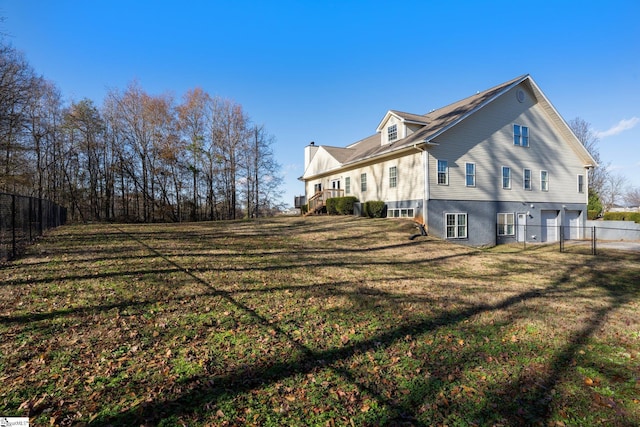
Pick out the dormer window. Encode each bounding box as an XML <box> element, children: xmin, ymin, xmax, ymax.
<box><xmin>387</xmin><ymin>124</ymin><xmax>398</xmax><ymax>142</ymax></box>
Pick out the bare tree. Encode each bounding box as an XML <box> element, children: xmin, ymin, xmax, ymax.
<box><xmin>64</xmin><ymin>99</ymin><xmax>105</xmax><ymax>220</ymax></box>
<box><xmin>568</xmin><ymin>117</ymin><xmax>608</xmax><ymax>196</ymax></box>
<box><xmin>177</xmin><ymin>87</ymin><xmax>211</xmax><ymax>221</ymax></box>
<box><xmin>0</xmin><ymin>42</ymin><xmax>284</xmax><ymax>223</ymax></box>
<box><xmin>625</xmin><ymin>186</ymin><xmax>640</xmax><ymax>207</ymax></box>
<box><xmin>240</xmin><ymin>124</ymin><xmax>283</xmax><ymax>218</ymax></box>
<box><xmin>600</xmin><ymin>172</ymin><xmax>628</xmax><ymax>212</ymax></box>
<box><xmin>211</xmin><ymin>98</ymin><xmax>249</xmax><ymax>220</ymax></box>
<box><xmin>0</xmin><ymin>44</ymin><xmax>36</xmax><ymax>193</ymax></box>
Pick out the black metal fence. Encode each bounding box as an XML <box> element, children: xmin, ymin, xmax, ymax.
<box><xmin>512</xmin><ymin>224</ymin><xmax>640</xmax><ymax>255</ymax></box>
<box><xmin>0</xmin><ymin>193</ymin><xmax>67</xmax><ymax>262</ymax></box>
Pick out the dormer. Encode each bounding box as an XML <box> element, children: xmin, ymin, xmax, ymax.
<box><xmin>376</xmin><ymin>110</ymin><xmax>428</xmax><ymax>146</ymax></box>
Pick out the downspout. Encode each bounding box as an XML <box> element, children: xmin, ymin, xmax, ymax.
<box><xmin>413</xmin><ymin>143</ymin><xmax>428</xmax><ymax>228</ymax></box>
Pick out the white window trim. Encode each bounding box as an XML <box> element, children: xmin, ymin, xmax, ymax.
<box><xmin>497</xmin><ymin>212</ymin><xmax>515</xmax><ymax>236</ymax></box>
<box><xmin>523</xmin><ymin>168</ymin><xmax>532</xmax><ymax>191</ymax></box>
<box><xmin>345</xmin><ymin>176</ymin><xmax>351</xmax><ymax>194</ymax></box>
<box><xmin>465</xmin><ymin>162</ymin><xmax>476</xmax><ymax>187</ymax></box>
<box><xmin>513</xmin><ymin>124</ymin><xmax>529</xmax><ymax>147</ymax></box>
<box><xmin>437</xmin><ymin>160</ymin><xmax>449</xmax><ymax>185</ymax></box>
<box><xmin>388</xmin><ymin>208</ymin><xmax>415</xmax><ymax>218</ymax></box>
<box><xmin>502</xmin><ymin>166</ymin><xmax>511</xmax><ymax>189</ymax></box>
<box><xmin>577</xmin><ymin>174</ymin><xmax>584</xmax><ymax>193</ymax></box>
<box><xmin>388</xmin><ymin>124</ymin><xmax>398</xmax><ymax>142</ymax></box>
<box><xmin>361</xmin><ymin>173</ymin><xmax>367</xmax><ymax>192</ymax></box>
<box><xmin>389</xmin><ymin>166</ymin><xmax>397</xmax><ymax>188</ymax></box>
<box><xmin>540</xmin><ymin>170</ymin><xmax>549</xmax><ymax>192</ymax></box>
<box><xmin>445</xmin><ymin>212</ymin><xmax>468</xmax><ymax>239</ymax></box>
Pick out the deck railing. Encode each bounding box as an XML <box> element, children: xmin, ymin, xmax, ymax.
<box><xmin>306</xmin><ymin>189</ymin><xmax>344</xmax><ymax>215</ymax></box>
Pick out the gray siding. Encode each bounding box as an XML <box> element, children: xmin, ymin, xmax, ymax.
<box><xmin>427</xmin><ymin>199</ymin><xmax>586</xmax><ymax>247</ymax></box>
<box><xmin>428</xmin><ymin>83</ymin><xmax>588</xmax><ymax>205</ymax></box>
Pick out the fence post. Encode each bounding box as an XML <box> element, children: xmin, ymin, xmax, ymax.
<box><xmin>559</xmin><ymin>225</ymin><xmax>564</xmax><ymax>253</ymax></box>
<box><xmin>28</xmin><ymin>196</ymin><xmax>33</xmax><ymax>242</ymax></box>
<box><xmin>592</xmin><ymin>226</ymin><xmax>597</xmax><ymax>256</ymax></box>
<box><xmin>11</xmin><ymin>194</ymin><xmax>16</xmax><ymax>260</ymax></box>
<box><xmin>38</xmin><ymin>197</ymin><xmax>43</xmax><ymax>236</ymax></box>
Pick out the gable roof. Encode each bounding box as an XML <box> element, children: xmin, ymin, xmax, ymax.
<box><xmin>375</xmin><ymin>110</ymin><xmax>429</xmax><ymax>132</ymax></box>
<box><xmin>305</xmin><ymin>75</ymin><xmax>596</xmax><ymax>177</ymax></box>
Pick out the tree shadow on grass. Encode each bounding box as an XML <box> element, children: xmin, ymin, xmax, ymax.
<box><xmin>10</xmin><ymin>221</ymin><xmax>638</xmax><ymax>426</ymax></box>
<box><xmin>86</xmin><ymin>237</ymin><xmax>640</xmax><ymax>426</ymax></box>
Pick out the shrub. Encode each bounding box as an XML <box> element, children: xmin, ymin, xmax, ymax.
<box><xmin>336</xmin><ymin>196</ymin><xmax>358</xmax><ymax>215</ymax></box>
<box><xmin>325</xmin><ymin>196</ymin><xmax>359</xmax><ymax>215</ymax></box>
<box><xmin>325</xmin><ymin>198</ymin><xmax>339</xmax><ymax>215</ymax></box>
<box><xmin>603</xmin><ymin>212</ymin><xmax>640</xmax><ymax>223</ymax></box>
<box><xmin>301</xmin><ymin>204</ymin><xmax>308</xmax><ymax>215</ymax></box>
<box><xmin>363</xmin><ymin>201</ymin><xmax>386</xmax><ymax>218</ymax></box>
<box><xmin>587</xmin><ymin>210</ymin><xmax>600</xmax><ymax>220</ymax></box>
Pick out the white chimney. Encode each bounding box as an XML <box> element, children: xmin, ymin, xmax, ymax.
<box><xmin>304</xmin><ymin>141</ymin><xmax>319</xmax><ymax>170</ymax></box>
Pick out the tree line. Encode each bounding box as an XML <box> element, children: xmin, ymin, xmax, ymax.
<box><xmin>0</xmin><ymin>42</ymin><xmax>283</xmax><ymax>222</ymax></box>
<box><xmin>568</xmin><ymin>118</ymin><xmax>640</xmax><ymax>213</ymax></box>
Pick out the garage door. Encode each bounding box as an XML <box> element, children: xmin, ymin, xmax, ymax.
<box><xmin>540</xmin><ymin>210</ymin><xmax>558</xmax><ymax>242</ymax></box>
<box><xmin>563</xmin><ymin>210</ymin><xmax>581</xmax><ymax>240</ymax></box>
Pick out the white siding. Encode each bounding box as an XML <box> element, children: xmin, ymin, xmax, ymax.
<box><xmin>302</xmin><ymin>147</ymin><xmax>342</xmax><ymax>179</ymax></box>
<box><xmin>428</xmin><ymin>83</ymin><xmax>588</xmax><ymax>205</ymax></box>
<box><xmin>305</xmin><ymin>152</ymin><xmax>424</xmax><ymax>203</ymax></box>
<box><xmin>381</xmin><ymin>115</ymin><xmax>404</xmax><ymax>145</ymax></box>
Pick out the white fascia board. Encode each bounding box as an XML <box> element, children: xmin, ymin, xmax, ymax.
<box><xmin>375</xmin><ymin>110</ymin><xmax>400</xmax><ymax>133</ymax></box>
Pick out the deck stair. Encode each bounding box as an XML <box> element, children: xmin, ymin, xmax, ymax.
<box><xmin>304</xmin><ymin>189</ymin><xmax>344</xmax><ymax>216</ymax></box>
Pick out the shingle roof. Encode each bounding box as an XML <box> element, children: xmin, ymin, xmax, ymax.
<box><xmin>388</xmin><ymin>110</ymin><xmax>429</xmax><ymax>125</ymax></box>
<box><xmin>322</xmin><ymin>145</ymin><xmax>355</xmax><ymax>163</ymax></box>
<box><xmin>339</xmin><ymin>74</ymin><xmax>529</xmax><ymax>166</ymax></box>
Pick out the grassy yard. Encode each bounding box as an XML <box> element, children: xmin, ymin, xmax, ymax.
<box><xmin>1</xmin><ymin>216</ymin><xmax>639</xmax><ymax>426</ymax></box>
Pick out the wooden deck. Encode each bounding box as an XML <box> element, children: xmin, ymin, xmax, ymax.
<box><xmin>304</xmin><ymin>189</ymin><xmax>344</xmax><ymax>216</ymax></box>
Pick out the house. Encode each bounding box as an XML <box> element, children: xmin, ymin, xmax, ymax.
<box><xmin>300</xmin><ymin>75</ymin><xmax>596</xmax><ymax>247</ymax></box>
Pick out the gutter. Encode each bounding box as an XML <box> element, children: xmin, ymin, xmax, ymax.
<box><xmin>413</xmin><ymin>143</ymin><xmax>429</xmax><ymax>227</ymax></box>
<box><xmin>301</xmin><ymin>145</ymin><xmax>421</xmax><ymax>181</ymax></box>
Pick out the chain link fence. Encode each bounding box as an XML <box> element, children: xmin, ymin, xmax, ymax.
<box><xmin>0</xmin><ymin>193</ymin><xmax>67</xmax><ymax>262</ymax></box>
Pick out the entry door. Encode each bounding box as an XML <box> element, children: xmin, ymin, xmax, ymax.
<box><xmin>541</xmin><ymin>210</ymin><xmax>558</xmax><ymax>242</ymax></box>
<box><xmin>516</xmin><ymin>213</ymin><xmax>527</xmax><ymax>242</ymax></box>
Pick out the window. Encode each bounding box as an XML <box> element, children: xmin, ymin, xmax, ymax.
<box><xmin>345</xmin><ymin>177</ymin><xmax>351</xmax><ymax>194</ymax></box>
<box><xmin>388</xmin><ymin>124</ymin><xmax>397</xmax><ymax>142</ymax></box>
<box><xmin>497</xmin><ymin>213</ymin><xmax>515</xmax><ymax>236</ymax></box>
<box><xmin>465</xmin><ymin>163</ymin><xmax>476</xmax><ymax>187</ymax></box>
<box><xmin>523</xmin><ymin>168</ymin><xmax>532</xmax><ymax>190</ymax></box>
<box><xmin>514</xmin><ymin>124</ymin><xmax>529</xmax><ymax>147</ymax></box>
<box><xmin>389</xmin><ymin>166</ymin><xmax>397</xmax><ymax>188</ymax></box>
<box><xmin>577</xmin><ymin>174</ymin><xmax>584</xmax><ymax>193</ymax></box>
<box><xmin>437</xmin><ymin>160</ymin><xmax>448</xmax><ymax>185</ymax></box>
<box><xmin>540</xmin><ymin>170</ymin><xmax>548</xmax><ymax>191</ymax></box>
<box><xmin>502</xmin><ymin>166</ymin><xmax>511</xmax><ymax>189</ymax></box>
<box><xmin>361</xmin><ymin>173</ymin><xmax>367</xmax><ymax>192</ymax></box>
<box><xmin>314</xmin><ymin>183</ymin><xmax>322</xmax><ymax>193</ymax></box>
<box><xmin>389</xmin><ymin>208</ymin><xmax>415</xmax><ymax>218</ymax></box>
<box><xmin>446</xmin><ymin>213</ymin><xmax>467</xmax><ymax>239</ymax></box>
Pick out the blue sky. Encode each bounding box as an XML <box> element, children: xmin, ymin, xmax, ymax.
<box><xmin>2</xmin><ymin>0</ymin><xmax>639</xmax><ymax>206</ymax></box>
